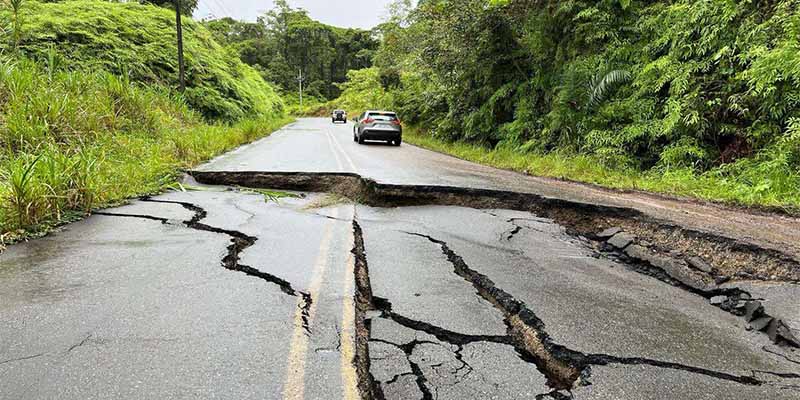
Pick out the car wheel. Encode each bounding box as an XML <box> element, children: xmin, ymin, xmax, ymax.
<box><xmin>353</xmin><ymin>134</ymin><xmax>357</xmax><ymax>142</ymax></box>
<box><xmin>394</xmin><ymin>139</ymin><xmax>402</xmax><ymax>146</ymax></box>
<box><xmin>358</xmin><ymin>135</ymin><xmax>365</xmax><ymax>144</ymax></box>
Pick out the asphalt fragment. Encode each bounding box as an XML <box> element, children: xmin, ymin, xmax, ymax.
<box><xmin>371</xmin><ymin>338</ymin><xmax>436</xmax><ymax>400</ymax></box>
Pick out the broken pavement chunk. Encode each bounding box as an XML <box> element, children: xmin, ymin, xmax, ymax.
<box><xmin>624</xmin><ymin>244</ymin><xmax>649</xmax><ymax>260</ymax></box>
<box><xmin>743</xmin><ymin>301</ymin><xmax>764</xmax><ymax>322</ymax></box>
<box><xmin>607</xmin><ymin>232</ymin><xmax>635</xmax><ymax>249</ymax></box>
<box><xmin>597</xmin><ymin>227</ymin><xmax>623</xmax><ymax>239</ymax></box>
<box><xmin>714</xmin><ymin>276</ymin><xmax>731</xmax><ymax>285</ymax></box>
<box><xmin>709</xmin><ymin>296</ymin><xmax>727</xmax><ymax>306</ymax></box>
<box><xmin>767</xmin><ymin>319</ymin><xmax>800</xmax><ymax>347</ymax></box>
<box><xmin>748</xmin><ymin>317</ymin><xmax>773</xmax><ymax>332</ymax></box>
<box><xmin>687</xmin><ymin>257</ymin><xmax>714</xmax><ymax>273</ymax></box>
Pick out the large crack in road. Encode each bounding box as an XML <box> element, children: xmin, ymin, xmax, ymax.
<box><xmin>414</xmin><ymin>232</ymin><xmax>797</xmax><ymax>387</ymax></box>
<box><xmin>191</xmin><ymin>170</ymin><xmax>800</xmax><ymax>284</ymax></box>
<box><xmin>96</xmin><ymin>197</ymin><xmax>313</xmax><ymax>334</ymax></box>
<box><xmin>349</xmin><ymin>218</ymin><xmax>800</xmax><ymax>398</ymax></box>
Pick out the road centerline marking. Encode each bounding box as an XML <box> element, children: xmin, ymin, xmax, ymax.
<box><xmin>326</xmin><ymin>128</ymin><xmax>347</xmax><ymax>173</ymax></box>
<box><xmin>327</xmin><ymin>127</ymin><xmax>358</xmax><ymax>173</ymax></box>
<box><xmin>339</xmin><ymin>228</ymin><xmax>359</xmax><ymax>400</ymax></box>
<box><xmin>283</xmin><ymin>208</ymin><xmax>338</xmax><ymax>400</ymax></box>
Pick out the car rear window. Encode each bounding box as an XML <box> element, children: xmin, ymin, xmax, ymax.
<box><xmin>370</xmin><ymin>113</ymin><xmax>397</xmax><ymax>121</ymax></box>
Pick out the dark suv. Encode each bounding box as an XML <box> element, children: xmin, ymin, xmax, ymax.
<box><xmin>353</xmin><ymin>111</ymin><xmax>402</xmax><ymax>146</ymax></box>
<box><xmin>332</xmin><ymin>110</ymin><xmax>347</xmax><ymax>123</ymax></box>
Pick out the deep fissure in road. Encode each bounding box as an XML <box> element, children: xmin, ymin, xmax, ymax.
<box><xmin>402</xmin><ymin>231</ymin><xmax>794</xmax><ymax>391</ymax></box>
<box><xmin>351</xmin><ymin>219</ymin><xmax>384</xmax><ymax>400</ymax></box>
<box><xmin>190</xmin><ymin>170</ymin><xmax>800</xmax><ymax>350</ymax></box>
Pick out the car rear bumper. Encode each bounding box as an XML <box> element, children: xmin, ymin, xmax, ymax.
<box><xmin>361</xmin><ymin>129</ymin><xmax>401</xmax><ymax>140</ymax></box>
<box><xmin>333</xmin><ymin>116</ymin><xmax>346</xmax><ymax>121</ymax></box>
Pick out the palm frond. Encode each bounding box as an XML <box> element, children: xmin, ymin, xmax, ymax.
<box><xmin>588</xmin><ymin>69</ymin><xmax>632</xmax><ymax>109</ymax></box>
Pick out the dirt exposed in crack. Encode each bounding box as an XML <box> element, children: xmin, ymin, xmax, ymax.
<box><xmin>351</xmin><ymin>219</ymin><xmax>383</xmax><ymax>400</ymax></box>
<box><xmin>405</xmin><ymin>231</ymin><xmax>792</xmax><ymax>392</ymax></box>
<box><xmin>406</xmin><ymin>232</ymin><xmax>584</xmax><ymax>390</ymax></box>
<box><xmin>190</xmin><ymin>171</ymin><xmax>800</xmax><ymax>283</ymax></box>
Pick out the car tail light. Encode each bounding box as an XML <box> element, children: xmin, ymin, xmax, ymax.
<box><xmin>391</xmin><ymin>119</ymin><xmax>402</xmax><ymax>126</ymax></box>
<box><xmin>363</xmin><ymin>118</ymin><xmax>375</xmax><ymax>124</ymax></box>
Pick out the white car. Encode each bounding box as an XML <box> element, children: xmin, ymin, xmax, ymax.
<box><xmin>332</xmin><ymin>110</ymin><xmax>347</xmax><ymax>123</ymax></box>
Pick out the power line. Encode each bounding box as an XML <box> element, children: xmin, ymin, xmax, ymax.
<box><xmin>198</xmin><ymin>0</ymin><xmax>234</xmax><ymax>19</ymax></box>
<box><xmin>197</xmin><ymin>0</ymin><xmax>225</xmax><ymax>19</ymax></box>
<box><xmin>210</xmin><ymin>0</ymin><xmax>235</xmax><ymax>18</ymax></box>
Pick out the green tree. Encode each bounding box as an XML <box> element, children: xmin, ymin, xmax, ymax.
<box><xmin>204</xmin><ymin>1</ymin><xmax>378</xmax><ymax>100</ymax></box>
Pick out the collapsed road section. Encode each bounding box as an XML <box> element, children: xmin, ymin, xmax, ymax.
<box><xmin>190</xmin><ymin>170</ymin><xmax>800</xmax><ymax>285</ymax></box>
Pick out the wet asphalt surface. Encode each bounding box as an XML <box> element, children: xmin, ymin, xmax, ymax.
<box><xmin>1</xmin><ymin>118</ymin><xmax>799</xmax><ymax>399</ymax></box>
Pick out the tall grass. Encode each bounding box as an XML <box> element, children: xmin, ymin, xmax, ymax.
<box><xmin>0</xmin><ymin>58</ymin><xmax>291</xmax><ymax>240</ymax></box>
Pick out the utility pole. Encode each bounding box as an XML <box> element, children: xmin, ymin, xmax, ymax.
<box><xmin>175</xmin><ymin>0</ymin><xmax>186</xmax><ymax>92</ymax></box>
<box><xmin>297</xmin><ymin>68</ymin><xmax>305</xmax><ymax>108</ymax></box>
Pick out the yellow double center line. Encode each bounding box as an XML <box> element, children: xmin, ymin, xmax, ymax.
<box><xmin>283</xmin><ymin>210</ymin><xmax>336</xmax><ymax>400</ymax></box>
<box><xmin>282</xmin><ymin>184</ymin><xmax>360</xmax><ymax>397</ymax></box>
<box><xmin>339</xmin><ymin>251</ymin><xmax>359</xmax><ymax>399</ymax></box>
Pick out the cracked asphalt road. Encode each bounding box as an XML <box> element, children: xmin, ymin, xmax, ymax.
<box><xmin>1</xmin><ymin>118</ymin><xmax>799</xmax><ymax>399</ymax></box>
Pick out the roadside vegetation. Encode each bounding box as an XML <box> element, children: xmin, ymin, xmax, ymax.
<box><xmin>322</xmin><ymin>0</ymin><xmax>800</xmax><ymax>211</ymax></box>
<box><xmin>0</xmin><ymin>0</ymin><xmax>289</xmax><ymax>244</ymax></box>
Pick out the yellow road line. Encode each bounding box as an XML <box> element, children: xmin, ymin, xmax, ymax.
<box><xmin>327</xmin><ymin>128</ymin><xmax>359</xmax><ymax>173</ymax></box>
<box><xmin>326</xmin><ymin>127</ymin><xmax>347</xmax><ymax>172</ymax></box>
<box><xmin>283</xmin><ymin>209</ymin><xmax>338</xmax><ymax>400</ymax></box>
<box><xmin>340</xmin><ymin>251</ymin><xmax>360</xmax><ymax>400</ymax></box>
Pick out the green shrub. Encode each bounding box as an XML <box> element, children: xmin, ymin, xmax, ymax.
<box><xmin>0</xmin><ymin>58</ymin><xmax>292</xmax><ymax>238</ymax></box>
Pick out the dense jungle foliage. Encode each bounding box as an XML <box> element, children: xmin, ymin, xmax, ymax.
<box><xmin>343</xmin><ymin>0</ymin><xmax>800</xmax><ymax>209</ymax></box>
<box><xmin>205</xmin><ymin>0</ymin><xmax>379</xmax><ymax>102</ymax></box>
<box><xmin>0</xmin><ymin>0</ymin><xmax>289</xmax><ymax>241</ymax></box>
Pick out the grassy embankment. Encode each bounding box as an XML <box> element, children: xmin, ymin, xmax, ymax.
<box><xmin>403</xmin><ymin>127</ymin><xmax>800</xmax><ymax>213</ymax></box>
<box><xmin>0</xmin><ymin>1</ymin><xmax>292</xmax><ymax>245</ymax></box>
